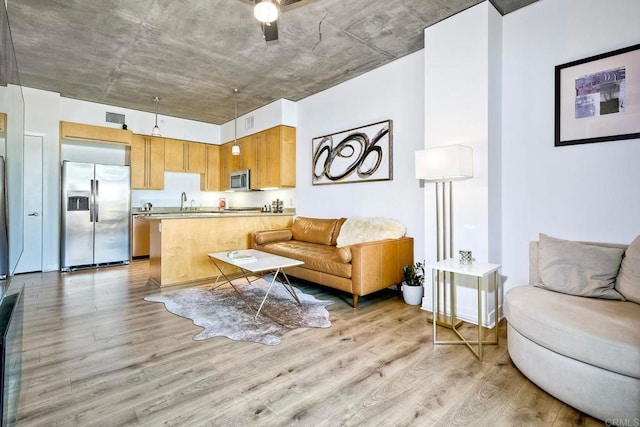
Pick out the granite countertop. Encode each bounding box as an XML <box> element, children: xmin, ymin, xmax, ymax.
<box><xmin>133</xmin><ymin>207</ymin><xmax>295</xmax><ymax>219</ymax></box>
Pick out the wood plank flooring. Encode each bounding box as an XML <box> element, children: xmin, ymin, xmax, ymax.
<box><xmin>9</xmin><ymin>260</ymin><xmax>602</xmax><ymax>426</ymax></box>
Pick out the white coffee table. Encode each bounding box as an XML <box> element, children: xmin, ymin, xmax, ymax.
<box><xmin>208</xmin><ymin>249</ymin><xmax>304</xmax><ymax>318</ymax></box>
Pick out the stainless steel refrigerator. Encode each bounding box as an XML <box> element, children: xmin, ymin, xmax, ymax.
<box><xmin>61</xmin><ymin>161</ymin><xmax>131</xmax><ymax>271</ymax></box>
<box><xmin>0</xmin><ymin>157</ymin><xmax>8</xmax><ymax>281</ymax></box>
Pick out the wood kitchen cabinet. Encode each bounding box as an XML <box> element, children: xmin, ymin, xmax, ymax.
<box><xmin>164</xmin><ymin>138</ymin><xmax>207</xmax><ymax>174</ymax></box>
<box><xmin>254</xmin><ymin>125</ymin><xmax>296</xmax><ymax>189</ymax></box>
<box><xmin>131</xmin><ymin>134</ymin><xmax>165</xmax><ymax>189</ymax></box>
<box><xmin>218</xmin><ymin>136</ymin><xmax>256</xmax><ymax>189</ymax></box>
<box><xmin>218</xmin><ymin>125</ymin><xmax>296</xmax><ymax>190</ymax></box>
<box><xmin>219</xmin><ymin>141</ymin><xmax>239</xmax><ymax>191</ymax></box>
<box><xmin>219</xmin><ymin>143</ymin><xmax>231</xmax><ymax>191</ymax></box>
<box><xmin>0</xmin><ymin>113</ymin><xmax>6</xmax><ymax>133</ymax></box>
<box><xmin>60</xmin><ymin>121</ymin><xmax>132</xmax><ymax>145</ymax></box>
<box><xmin>148</xmin><ymin>214</ymin><xmax>294</xmax><ymax>286</ymax></box>
<box><xmin>132</xmin><ymin>216</ymin><xmax>150</xmax><ymax>257</ymax></box>
<box><xmin>200</xmin><ymin>144</ymin><xmax>221</xmax><ymax>191</ymax></box>
<box><xmin>240</xmin><ymin>135</ymin><xmax>257</xmax><ymax>180</ymax></box>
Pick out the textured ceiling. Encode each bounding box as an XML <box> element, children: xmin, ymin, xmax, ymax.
<box><xmin>7</xmin><ymin>0</ymin><xmax>536</xmax><ymax>125</ymax></box>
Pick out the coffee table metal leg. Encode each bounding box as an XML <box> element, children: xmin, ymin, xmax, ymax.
<box><xmin>208</xmin><ymin>257</ymin><xmax>257</xmax><ymax>314</ymax></box>
<box><xmin>254</xmin><ymin>268</ymin><xmax>280</xmax><ymax>318</ymax></box>
<box><xmin>208</xmin><ymin>257</ymin><xmax>303</xmax><ymax>319</ymax></box>
<box><xmin>254</xmin><ymin>268</ymin><xmax>302</xmax><ymax>319</ymax></box>
<box><xmin>278</xmin><ymin>271</ymin><xmax>301</xmax><ymax>305</ymax></box>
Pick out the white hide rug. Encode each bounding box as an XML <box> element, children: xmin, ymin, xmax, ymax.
<box><xmin>145</xmin><ymin>277</ymin><xmax>333</xmax><ymax>345</ymax></box>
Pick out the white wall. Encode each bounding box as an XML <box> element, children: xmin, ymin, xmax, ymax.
<box><xmin>295</xmin><ymin>50</ymin><xmax>426</xmax><ymax>263</ymax></box>
<box><xmin>21</xmin><ymin>88</ymin><xmax>61</xmax><ymax>271</ymax></box>
<box><xmin>220</xmin><ymin>98</ymin><xmax>298</xmax><ymax>143</ymax></box>
<box><xmin>501</xmin><ymin>0</ymin><xmax>640</xmax><ymax>291</ymax></box>
<box><xmin>59</xmin><ymin>97</ymin><xmax>220</xmax><ymax>143</ymax></box>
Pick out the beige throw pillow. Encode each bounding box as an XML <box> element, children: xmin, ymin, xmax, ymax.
<box><xmin>615</xmin><ymin>234</ymin><xmax>640</xmax><ymax>304</ymax></box>
<box><xmin>535</xmin><ymin>233</ymin><xmax>625</xmax><ymax>300</ymax></box>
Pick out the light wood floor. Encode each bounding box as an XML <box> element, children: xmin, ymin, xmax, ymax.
<box><xmin>9</xmin><ymin>260</ymin><xmax>602</xmax><ymax>426</ymax></box>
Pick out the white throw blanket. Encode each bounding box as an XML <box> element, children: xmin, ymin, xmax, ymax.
<box><xmin>336</xmin><ymin>217</ymin><xmax>406</xmax><ymax>247</ymax></box>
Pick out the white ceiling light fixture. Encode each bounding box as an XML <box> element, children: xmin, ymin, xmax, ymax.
<box><xmin>254</xmin><ymin>0</ymin><xmax>279</xmax><ymax>23</ymax></box>
<box><xmin>232</xmin><ymin>89</ymin><xmax>240</xmax><ymax>156</ymax></box>
<box><xmin>151</xmin><ymin>96</ymin><xmax>161</xmax><ymax>136</ymax></box>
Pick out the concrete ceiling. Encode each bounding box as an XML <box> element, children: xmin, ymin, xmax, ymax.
<box><xmin>7</xmin><ymin>0</ymin><xmax>536</xmax><ymax>125</ymax></box>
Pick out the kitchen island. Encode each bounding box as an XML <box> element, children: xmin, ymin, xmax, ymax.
<box><xmin>145</xmin><ymin>212</ymin><xmax>294</xmax><ymax>286</ymax></box>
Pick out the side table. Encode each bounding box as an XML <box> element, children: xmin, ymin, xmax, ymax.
<box><xmin>429</xmin><ymin>258</ymin><xmax>501</xmax><ymax>361</ymax></box>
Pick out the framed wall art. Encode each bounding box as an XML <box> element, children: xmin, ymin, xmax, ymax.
<box><xmin>555</xmin><ymin>43</ymin><xmax>640</xmax><ymax>146</ymax></box>
<box><xmin>312</xmin><ymin>119</ymin><xmax>393</xmax><ymax>185</ymax></box>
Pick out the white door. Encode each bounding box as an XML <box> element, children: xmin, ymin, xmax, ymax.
<box><xmin>15</xmin><ymin>135</ymin><xmax>43</xmax><ymax>273</ymax></box>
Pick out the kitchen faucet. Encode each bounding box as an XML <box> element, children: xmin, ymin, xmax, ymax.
<box><xmin>180</xmin><ymin>192</ymin><xmax>187</xmax><ymax>211</ymax></box>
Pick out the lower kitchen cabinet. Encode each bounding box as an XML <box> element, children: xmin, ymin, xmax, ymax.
<box><xmin>132</xmin><ymin>216</ymin><xmax>150</xmax><ymax>258</ymax></box>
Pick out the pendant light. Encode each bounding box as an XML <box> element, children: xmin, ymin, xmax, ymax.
<box><xmin>151</xmin><ymin>96</ymin><xmax>161</xmax><ymax>136</ymax></box>
<box><xmin>232</xmin><ymin>89</ymin><xmax>240</xmax><ymax>156</ymax></box>
<box><xmin>254</xmin><ymin>0</ymin><xmax>278</xmax><ymax>24</ymax></box>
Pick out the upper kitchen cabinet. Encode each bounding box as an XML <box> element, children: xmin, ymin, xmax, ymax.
<box><xmin>219</xmin><ymin>143</ymin><xmax>234</xmax><ymax>191</ymax></box>
<box><xmin>131</xmin><ymin>134</ymin><xmax>165</xmax><ymax>190</ymax></box>
<box><xmin>0</xmin><ymin>113</ymin><xmax>6</xmax><ymax>133</ymax></box>
<box><xmin>60</xmin><ymin>121</ymin><xmax>132</xmax><ymax>145</ymax></box>
<box><xmin>219</xmin><ymin>125</ymin><xmax>296</xmax><ymax>190</ymax></box>
<box><xmin>240</xmin><ymin>134</ymin><xmax>257</xmax><ymax>178</ymax></box>
<box><xmin>218</xmin><ymin>135</ymin><xmax>256</xmax><ymax>190</ymax></box>
<box><xmin>164</xmin><ymin>138</ymin><xmax>207</xmax><ymax>174</ymax></box>
<box><xmin>254</xmin><ymin>125</ymin><xmax>296</xmax><ymax>189</ymax></box>
<box><xmin>200</xmin><ymin>144</ymin><xmax>220</xmax><ymax>191</ymax></box>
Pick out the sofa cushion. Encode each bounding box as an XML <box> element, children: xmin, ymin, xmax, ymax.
<box><xmin>336</xmin><ymin>217</ymin><xmax>406</xmax><ymax>247</ymax></box>
<box><xmin>260</xmin><ymin>240</ymin><xmax>352</xmax><ymax>279</ymax></box>
<box><xmin>535</xmin><ymin>233</ymin><xmax>625</xmax><ymax>300</ymax></box>
<box><xmin>505</xmin><ymin>285</ymin><xmax>640</xmax><ymax>378</ymax></box>
<box><xmin>291</xmin><ymin>217</ymin><xmax>338</xmax><ymax>246</ymax></box>
<box><xmin>254</xmin><ymin>229</ymin><xmax>292</xmax><ymax>245</ymax></box>
<box><xmin>616</xmin><ymin>234</ymin><xmax>640</xmax><ymax>304</ymax></box>
<box><xmin>331</xmin><ymin>218</ymin><xmax>348</xmax><ymax>246</ymax></box>
<box><xmin>337</xmin><ymin>247</ymin><xmax>352</xmax><ymax>263</ymax></box>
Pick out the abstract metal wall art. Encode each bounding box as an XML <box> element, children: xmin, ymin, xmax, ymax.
<box><xmin>312</xmin><ymin>119</ymin><xmax>393</xmax><ymax>185</ymax></box>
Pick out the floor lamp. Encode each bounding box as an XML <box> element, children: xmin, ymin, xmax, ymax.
<box><xmin>415</xmin><ymin>145</ymin><xmax>473</xmax><ymax>328</ymax></box>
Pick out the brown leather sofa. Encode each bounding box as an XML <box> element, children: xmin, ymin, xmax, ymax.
<box><xmin>252</xmin><ymin>216</ymin><xmax>414</xmax><ymax>307</ymax></box>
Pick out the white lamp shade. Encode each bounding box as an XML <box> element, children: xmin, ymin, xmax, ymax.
<box><xmin>151</xmin><ymin>125</ymin><xmax>161</xmax><ymax>137</ymax></box>
<box><xmin>415</xmin><ymin>144</ymin><xmax>473</xmax><ymax>182</ymax></box>
<box><xmin>254</xmin><ymin>1</ymin><xmax>278</xmax><ymax>23</ymax></box>
<box><xmin>231</xmin><ymin>144</ymin><xmax>240</xmax><ymax>156</ymax></box>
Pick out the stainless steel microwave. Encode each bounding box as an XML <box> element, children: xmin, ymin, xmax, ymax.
<box><xmin>230</xmin><ymin>169</ymin><xmax>250</xmax><ymax>191</ymax></box>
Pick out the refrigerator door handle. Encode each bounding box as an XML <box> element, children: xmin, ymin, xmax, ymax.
<box><xmin>90</xmin><ymin>179</ymin><xmax>95</xmax><ymax>222</ymax></box>
<box><xmin>95</xmin><ymin>180</ymin><xmax>99</xmax><ymax>222</ymax></box>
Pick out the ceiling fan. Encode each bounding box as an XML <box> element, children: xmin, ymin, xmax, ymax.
<box><xmin>246</xmin><ymin>0</ymin><xmax>305</xmax><ymax>42</ymax></box>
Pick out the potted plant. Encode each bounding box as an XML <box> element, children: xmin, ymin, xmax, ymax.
<box><xmin>401</xmin><ymin>261</ymin><xmax>425</xmax><ymax>305</ymax></box>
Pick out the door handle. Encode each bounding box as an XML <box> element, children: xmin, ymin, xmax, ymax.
<box><xmin>94</xmin><ymin>180</ymin><xmax>99</xmax><ymax>222</ymax></box>
<box><xmin>90</xmin><ymin>179</ymin><xmax>95</xmax><ymax>222</ymax></box>
<box><xmin>28</xmin><ymin>212</ymin><xmax>39</xmax><ymax>216</ymax></box>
